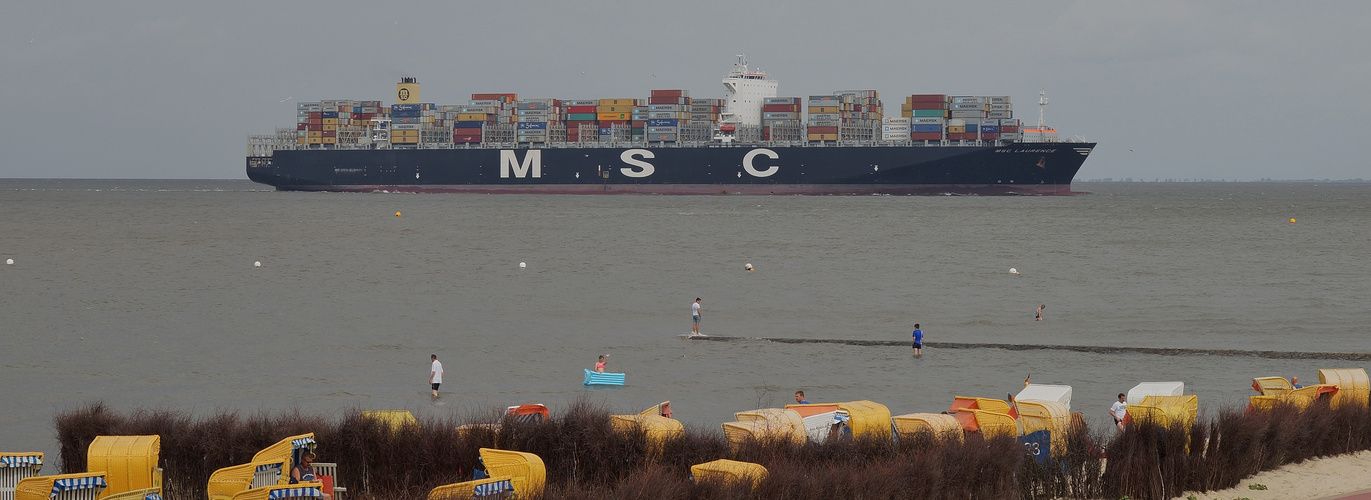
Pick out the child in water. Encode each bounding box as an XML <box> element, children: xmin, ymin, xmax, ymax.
<box><xmin>594</xmin><ymin>354</ymin><xmax>610</xmax><ymax>373</ymax></box>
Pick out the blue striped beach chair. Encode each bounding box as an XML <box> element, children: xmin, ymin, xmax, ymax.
<box><xmin>1</xmin><ymin>454</ymin><xmax>43</xmax><ymax>500</ymax></box>
<box><xmin>14</xmin><ymin>472</ymin><xmax>107</xmax><ymax>500</ymax></box>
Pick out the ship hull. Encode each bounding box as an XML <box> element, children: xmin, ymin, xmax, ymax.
<box><xmin>247</xmin><ymin>142</ymin><xmax>1094</xmax><ymax>195</ymax></box>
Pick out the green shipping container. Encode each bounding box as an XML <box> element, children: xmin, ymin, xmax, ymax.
<box><xmin>912</xmin><ymin>109</ymin><xmax>946</xmax><ymax>117</ymax></box>
<box><xmin>567</xmin><ymin>113</ymin><xmax>597</xmax><ymax>121</ymax></box>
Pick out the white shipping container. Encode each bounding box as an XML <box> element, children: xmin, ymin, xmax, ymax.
<box><xmin>910</xmin><ymin>117</ymin><xmax>946</xmax><ymax>124</ymax></box>
<box><xmin>468</xmin><ymin>100</ymin><xmax>502</xmax><ymax>106</ymax></box>
<box><xmin>881</xmin><ymin>125</ymin><xmax>911</xmax><ymax>132</ymax></box>
<box><xmin>882</xmin><ymin>117</ymin><xmax>912</xmax><ymax>125</ymax></box>
<box><xmin>881</xmin><ymin>132</ymin><xmax>908</xmax><ymax>141</ymax></box>
<box><xmin>948</xmin><ymin>118</ymin><xmax>966</xmax><ymax>126</ymax></box>
<box><xmin>949</xmin><ymin>96</ymin><xmax>985</xmax><ymax>104</ymax></box>
<box><xmin>999</xmin><ymin>132</ymin><xmax>1020</xmax><ymax>140</ymax></box>
<box><xmin>808</xmin><ymin>113</ymin><xmax>841</xmax><ymax>121</ymax></box>
<box><xmin>987</xmin><ymin>96</ymin><xmax>1011</xmax><ymax>104</ymax></box>
<box><xmin>989</xmin><ymin>103</ymin><xmax>1013</xmax><ymax>111</ymax></box>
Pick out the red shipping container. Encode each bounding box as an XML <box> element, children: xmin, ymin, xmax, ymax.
<box><xmin>908</xmin><ymin>94</ymin><xmax>946</xmax><ymax>102</ymax></box>
<box><xmin>471</xmin><ymin>93</ymin><xmax>517</xmax><ymax>102</ymax></box>
<box><xmin>762</xmin><ymin>104</ymin><xmax>800</xmax><ymax>112</ymax></box>
<box><xmin>1000</xmin><ymin>125</ymin><xmax>1018</xmax><ymax>133</ymax></box>
<box><xmin>567</xmin><ymin>106</ymin><xmax>597</xmax><ymax>113</ymax></box>
<box><xmin>565</xmin><ymin>120</ymin><xmax>596</xmax><ymax>128</ymax></box>
<box><xmin>308</xmin><ymin>119</ymin><xmax>322</xmax><ymax>125</ymax></box>
<box><xmin>297</xmin><ymin>124</ymin><xmax>307</xmax><ymax>130</ymax></box>
<box><xmin>648</xmin><ymin>96</ymin><xmax>690</xmax><ymax>105</ymax></box>
<box><xmin>309</xmin><ymin>112</ymin><xmax>322</xmax><ymax>119</ymax></box>
<box><xmin>761</xmin><ymin>131</ymin><xmax>771</xmax><ymax>141</ymax></box>
<box><xmin>910</xmin><ymin>132</ymin><xmax>943</xmax><ymax>140</ymax></box>
<box><xmin>808</xmin><ymin>126</ymin><xmax>838</xmax><ymax>134</ymax></box>
<box><xmin>631</xmin><ymin>120</ymin><xmax>646</xmax><ymax>127</ymax></box>
<box><xmin>322</xmin><ymin>131</ymin><xmax>336</xmax><ymax>137</ymax></box>
<box><xmin>650</xmin><ymin>89</ymin><xmax>686</xmax><ymax>97</ymax></box>
<box><xmin>980</xmin><ymin>133</ymin><xmax>999</xmax><ymax>140</ymax></box>
<box><xmin>453</xmin><ymin>127</ymin><xmax>483</xmax><ymax>135</ymax></box>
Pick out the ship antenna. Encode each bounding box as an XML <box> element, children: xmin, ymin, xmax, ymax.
<box><xmin>1037</xmin><ymin>89</ymin><xmax>1049</xmax><ymax>130</ymax></box>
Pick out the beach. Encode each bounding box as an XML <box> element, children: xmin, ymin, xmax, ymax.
<box><xmin>1172</xmin><ymin>450</ymin><xmax>1371</xmax><ymax>500</ymax></box>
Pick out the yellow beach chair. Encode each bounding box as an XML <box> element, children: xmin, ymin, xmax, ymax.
<box><xmin>478</xmin><ymin>449</ymin><xmax>544</xmax><ymax>499</ymax></box>
<box><xmin>229</xmin><ymin>484</ymin><xmax>322</xmax><ymax>500</ymax></box>
<box><xmin>86</xmin><ymin>436</ymin><xmax>161</xmax><ymax>500</ymax></box>
<box><xmin>690</xmin><ymin>459</ymin><xmax>767</xmax><ymax>490</ymax></box>
<box><xmin>15</xmin><ymin>472</ymin><xmax>107</xmax><ymax>500</ymax></box>
<box><xmin>427</xmin><ymin>477</ymin><xmax>514</xmax><ymax>499</ymax></box>
<box><xmin>892</xmin><ymin>413</ymin><xmax>963</xmax><ymax>444</ymax></box>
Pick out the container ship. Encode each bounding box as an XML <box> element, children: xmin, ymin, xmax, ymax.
<box><xmin>246</xmin><ymin>56</ymin><xmax>1094</xmax><ymax>195</ymax></box>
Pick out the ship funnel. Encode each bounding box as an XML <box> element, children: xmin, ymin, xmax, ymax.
<box><xmin>397</xmin><ymin>77</ymin><xmax>420</xmax><ymax>104</ymax></box>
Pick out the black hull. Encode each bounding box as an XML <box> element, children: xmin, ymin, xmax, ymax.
<box><xmin>246</xmin><ymin>142</ymin><xmax>1094</xmax><ymax>195</ymax></box>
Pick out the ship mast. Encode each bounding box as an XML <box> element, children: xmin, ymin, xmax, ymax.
<box><xmin>1037</xmin><ymin>89</ymin><xmax>1048</xmax><ymax>130</ymax></box>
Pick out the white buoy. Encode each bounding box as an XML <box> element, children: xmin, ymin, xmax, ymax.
<box><xmin>1010</xmin><ymin>267</ymin><xmax>1019</xmax><ymax>275</ymax></box>
<box><xmin>519</xmin><ymin>262</ymin><xmax>526</xmax><ymax>269</ymax></box>
<box><xmin>5</xmin><ymin>259</ymin><xmax>12</xmax><ymax>265</ymax></box>
<box><xmin>254</xmin><ymin>261</ymin><xmax>261</xmax><ymax>267</ymax></box>
<box><xmin>745</xmin><ymin>263</ymin><xmax>753</xmax><ymax>271</ymax></box>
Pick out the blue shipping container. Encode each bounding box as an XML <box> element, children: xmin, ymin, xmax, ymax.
<box><xmin>965</xmin><ymin>124</ymin><xmax>978</xmax><ymax>132</ymax></box>
<box><xmin>647</xmin><ymin>118</ymin><xmax>679</xmax><ymax>127</ymax></box>
<box><xmin>391</xmin><ymin>110</ymin><xmax>421</xmax><ymax>118</ymax></box>
<box><xmin>516</xmin><ymin>122</ymin><xmax>548</xmax><ymax>130</ymax></box>
<box><xmin>392</xmin><ymin>104</ymin><xmax>421</xmax><ymax>111</ymax></box>
<box><xmin>321</xmin><ymin>111</ymin><xmax>338</xmax><ymax>118</ymax></box>
<box><xmin>912</xmin><ymin>124</ymin><xmax>942</xmax><ymax>133</ymax></box>
<box><xmin>980</xmin><ymin>125</ymin><xmax>999</xmax><ymax>133</ymax></box>
<box><xmin>453</xmin><ymin>121</ymin><xmax>485</xmax><ymax>128</ymax></box>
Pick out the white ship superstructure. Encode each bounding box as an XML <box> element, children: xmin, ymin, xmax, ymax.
<box><xmin>718</xmin><ymin>54</ymin><xmax>778</xmax><ymax>128</ymax></box>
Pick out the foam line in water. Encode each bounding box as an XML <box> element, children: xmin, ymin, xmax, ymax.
<box><xmin>688</xmin><ymin>336</ymin><xmax>1371</xmax><ymax>361</ymax></box>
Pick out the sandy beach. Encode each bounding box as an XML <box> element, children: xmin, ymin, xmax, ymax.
<box><xmin>1171</xmin><ymin>450</ymin><xmax>1371</xmax><ymax>500</ymax></box>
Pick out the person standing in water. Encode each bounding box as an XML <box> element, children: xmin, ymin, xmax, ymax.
<box><xmin>691</xmin><ymin>298</ymin><xmax>703</xmax><ymax>336</ymax></box>
<box><xmin>1036</xmin><ymin>304</ymin><xmax>1046</xmax><ymax>321</ymax></box>
<box><xmin>429</xmin><ymin>354</ymin><xmax>444</xmax><ymax>398</ymax></box>
<box><xmin>594</xmin><ymin>354</ymin><xmax>610</xmax><ymax>373</ymax></box>
<box><xmin>911</xmin><ymin>324</ymin><xmax>924</xmax><ymax>356</ymax></box>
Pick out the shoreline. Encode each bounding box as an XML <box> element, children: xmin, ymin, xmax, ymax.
<box><xmin>1169</xmin><ymin>450</ymin><xmax>1371</xmax><ymax>500</ymax></box>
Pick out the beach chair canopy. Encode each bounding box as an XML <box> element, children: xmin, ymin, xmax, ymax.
<box><xmin>835</xmin><ymin>401</ymin><xmax>892</xmax><ymax>440</ymax></box>
<box><xmin>14</xmin><ymin>472</ymin><xmax>107</xmax><ymax>500</ymax></box>
<box><xmin>360</xmin><ymin>411</ymin><xmax>418</xmax><ymax>432</ymax></box>
<box><xmin>891</xmin><ymin>413</ymin><xmax>963</xmax><ymax>443</ymax></box>
<box><xmin>478</xmin><ymin>448</ymin><xmax>544</xmax><ymax>499</ymax></box>
<box><xmin>505</xmin><ymin>405</ymin><xmax>549</xmax><ymax>424</ymax></box>
<box><xmin>690</xmin><ymin>459</ymin><xmax>767</xmax><ymax>490</ymax></box>
<box><xmin>637</xmin><ymin>401</ymin><xmax>671</xmax><ymax>417</ymax></box>
<box><xmin>251</xmin><ymin>434</ymin><xmax>315</xmax><ymax>472</ymax></box>
<box><xmin>782</xmin><ymin>404</ymin><xmax>849</xmax><ymax>441</ymax></box>
<box><xmin>1016</xmin><ymin>384</ymin><xmax>1074</xmax><ymax>410</ymax></box>
<box><xmin>1016</xmin><ymin>400</ymin><xmax>1070</xmax><ymax>458</ymax></box>
<box><xmin>1252</xmin><ymin>377</ymin><xmax>1292</xmax><ymax>396</ymax></box>
<box><xmin>207</xmin><ymin>459</ymin><xmax>288</xmax><ymax>500</ymax></box>
<box><xmin>733</xmin><ymin>408</ymin><xmax>808</xmax><ymax>439</ymax></box>
<box><xmin>230</xmin><ymin>485</ymin><xmax>322</xmax><ymax>500</ymax></box>
<box><xmin>87</xmin><ymin>435</ymin><xmax>160</xmax><ymax>498</ymax></box>
<box><xmin>1126</xmin><ymin>382</ymin><xmax>1184</xmax><ymax>405</ymax></box>
<box><xmin>1138</xmin><ymin>395</ymin><xmax>1199</xmax><ymax>424</ymax></box>
<box><xmin>0</xmin><ymin>453</ymin><xmax>43</xmax><ymax>470</ymax></box>
<box><xmin>1319</xmin><ymin>368</ymin><xmax>1370</xmax><ymax>409</ymax></box>
<box><xmin>426</xmin><ymin>476</ymin><xmax>514</xmax><ymax>500</ymax></box>
<box><xmin>722</xmin><ymin>419</ymin><xmax>806</xmax><ymax>450</ymax></box>
<box><xmin>610</xmin><ymin>414</ymin><xmax>685</xmax><ymax>452</ymax></box>
<box><xmin>1125</xmin><ymin>404</ymin><xmax>1190</xmax><ymax>428</ymax></box>
<box><xmin>950</xmin><ymin>396</ymin><xmax>1014</xmax><ymax>417</ymax></box>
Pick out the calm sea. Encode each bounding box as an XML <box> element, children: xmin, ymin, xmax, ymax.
<box><xmin>2</xmin><ymin>180</ymin><xmax>1368</xmax><ymax>465</ymax></box>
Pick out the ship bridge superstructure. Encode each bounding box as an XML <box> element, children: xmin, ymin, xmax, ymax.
<box><xmin>718</xmin><ymin>54</ymin><xmax>778</xmax><ymax>128</ymax></box>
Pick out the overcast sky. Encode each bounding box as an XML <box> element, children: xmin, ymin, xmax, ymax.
<box><xmin>3</xmin><ymin>1</ymin><xmax>1368</xmax><ymax>181</ymax></box>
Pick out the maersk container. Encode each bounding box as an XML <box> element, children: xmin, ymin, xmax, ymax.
<box><xmin>393</xmin><ymin>124</ymin><xmax>420</xmax><ymax>130</ymax></box>
<box><xmin>948</xmin><ymin>96</ymin><xmax>984</xmax><ymax>104</ymax></box>
<box><xmin>986</xmin><ymin>111</ymin><xmax>1013</xmax><ymax>119</ymax></box>
<box><xmin>987</xmin><ymin>96</ymin><xmax>1011</xmax><ymax>104</ymax></box>
<box><xmin>649</xmin><ymin>104</ymin><xmax>685</xmax><ymax>111</ymax></box>
<box><xmin>881</xmin><ymin>132</ymin><xmax>908</xmax><ymax>141</ymax></box>
<box><xmin>646</xmin><ymin>118</ymin><xmax>678</xmax><ymax>127</ymax></box>
<box><xmin>882</xmin><ymin>125</ymin><xmax>911</xmax><ymax>133</ymax></box>
<box><xmin>950</xmin><ymin>103</ymin><xmax>987</xmax><ymax>111</ymax></box>
<box><xmin>764</xmin><ymin>97</ymin><xmax>802</xmax><ymax>104</ymax></box>
<box><xmin>949</xmin><ymin>110</ymin><xmax>985</xmax><ymax>118</ymax></box>
<box><xmin>989</xmin><ymin>103</ymin><xmax>1012</xmax><ymax>111</ymax></box>
<box><xmin>999</xmin><ymin>132</ymin><xmax>1020</xmax><ymax>140</ymax></box>
<box><xmin>764</xmin><ymin>112</ymin><xmax>798</xmax><ymax>119</ymax></box>
<box><xmin>808</xmin><ymin>113</ymin><xmax>840</xmax><ymax>121</ymax></box>
<box><xmin>647</xmin><ymin>126</ymin><xmax>679</xmax><ymax>134</ymax></box>
<box><xmin>882</xmin><ymin>117</ymin><xmax>912</xmax><ymax>125</ymax></box>
<box><xmin>648</xmin><ymin>112</ymin><xmax>686</xmax><ymax>119</ymax></box>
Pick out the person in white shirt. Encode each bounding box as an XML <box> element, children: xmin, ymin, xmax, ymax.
<box><xmin>691</xmin><ymin>298</ymin><xmax>702</xmax><ymax>336</ymax></box>
<box><xmin>430</xmin><ymin>354</ymin><xmax>444</xmax><ymax>398</ymax></box>
<box><xmin>1109</xmin><ymin>393</ymin><xmax>1127</xmax><ymax>432</ymax></box>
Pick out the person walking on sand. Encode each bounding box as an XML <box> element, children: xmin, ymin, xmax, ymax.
<box><xmin>911</xmin><ymin>324</ymin><xmax>924</xmax><ymax>356</ymax></box>
<box><xmin>594</xmin><ymin>354</ymin><xmax>610</xmax><ymax>373</ymax></box>
<box><xmin>691</xmin><ymin>298</ymin><xmax>703</xmax><ymax>336</ymax></box>
<box><xmin>1109</xmin><ymin>393</ymin><xmax>1127</xmax><ymax>432</ymax></box>
<box><xmin>429</xmin><ymin>354</ymin><xmax>444</xmax><ymax>398</ymax></box>
<box><xmin>1036</xmin><ymin>304</ymin><xmax>1045</xmax><ymax>321</ymax></box>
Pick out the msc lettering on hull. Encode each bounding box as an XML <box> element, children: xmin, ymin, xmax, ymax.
<box><xmin>499</xmin><ymin>148</ymin><xmax>781</xmax><ymax>180</ymax></box>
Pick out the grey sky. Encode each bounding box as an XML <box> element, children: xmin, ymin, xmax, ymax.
<box><xmin>3</xmin><ymin>1</ymin><xmax>1368</xmax><ymax>181</ymax></box>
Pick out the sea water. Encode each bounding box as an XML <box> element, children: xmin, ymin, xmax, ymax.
<box><xmin>1</xmin><ymin>180</ymin><xmax>1368</xmax><ymax>465</ymax></box>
